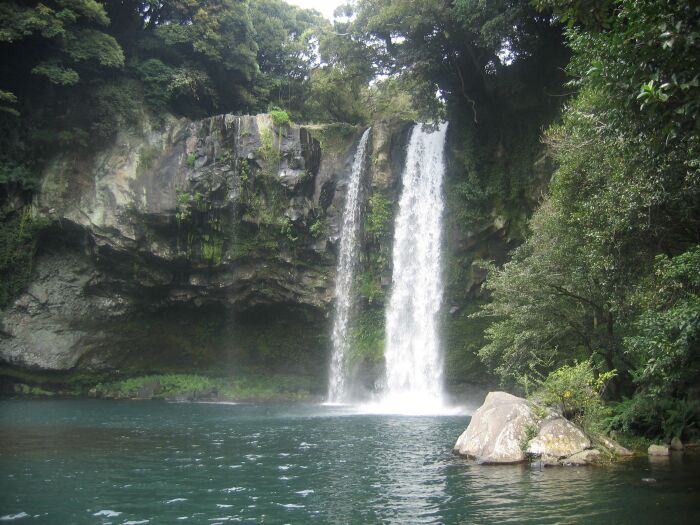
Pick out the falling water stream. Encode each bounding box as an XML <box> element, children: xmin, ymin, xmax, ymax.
<box><xmin>377</xmin><ymin>122</ymin><xmax>450</xmax><ymax>414</ymax></box>
<box><xmin>327</xmin><ymin>128</ymin><xmax>371</xmax><ymax>403</ymax></box>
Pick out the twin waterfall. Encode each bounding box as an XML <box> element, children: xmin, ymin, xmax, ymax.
<box><xmin>327</xmin><ymin>129</ymin><xmax>371</xmax><ymax>403</ymax></box>
<box><xmin>328</xmin><ymin>123</ymin><xmax>449</xmax><ymax>413</ymax></box>
<box><xmin>382</xmin><ymin>122</ymin><xmax>449</xmax><ymax>412</ymax></box>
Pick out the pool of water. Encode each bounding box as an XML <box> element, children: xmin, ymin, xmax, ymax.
<box><xmin>1</xmin><ymin>400</ymin><xmax>699</xmax><ymax>524</ymax></box>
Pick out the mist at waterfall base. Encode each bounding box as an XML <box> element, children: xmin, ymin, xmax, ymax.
<box><xmin>3</xmin><ymin>400</ymin><xmax>700</xmax><ymax>525</ymax></box>
<box><xmin>327</xmin><ymin>123</ymin><xmax>461</xmax><ymax>415</ymax></box>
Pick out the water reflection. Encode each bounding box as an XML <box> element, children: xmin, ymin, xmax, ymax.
<box><xmin>373</xmin><ymin>417</ymin><xmax>449</xmax><ymax>524</ymax></box>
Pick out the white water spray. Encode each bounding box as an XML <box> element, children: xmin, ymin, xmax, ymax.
<box><xmin>377</xmin><ymin>122</ymin><xmax>449</xmax><ymax>414</ymax></box>
<box><xmin>327</xmin><ymin>128</ymin><xmax>371</xmax><ymax>403</ymax></box>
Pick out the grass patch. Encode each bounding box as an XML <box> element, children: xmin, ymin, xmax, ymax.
<box><xmin>93</xmin><ymin>372</ymin><xmax>321</xmax><ymax>402</ymax></box>
<box><xmin>95</xmin><ymin>374</ymin><xmax>219</xmax><ymax>399</ymax></box>
<box><xmin>613</xmin><ymin>433</ymin><xmax>655</xmax><ymax>452</ymax></box>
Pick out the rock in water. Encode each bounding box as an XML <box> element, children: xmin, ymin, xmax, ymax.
<box><xmin>526</xmin><ymin>418</ymin><xmax>591</xmax><ymax>464</ymax></box>
<box><xmin>454</xmin><ymin>391</ymin><xmax>608</xmax><ymax>466</ymax></box>
<box><xmin>562</xmin><ymin>449</ymin><xmax>601</xmax><ymax>466</ymax></box>
<box><xmin>597</xmin><ymin>435</ymin><xmax>634</xmax><ymax>457</ymax></box>
<box><xmin>670</xmin><ymin>437</ymin><xmax>684</xmax><ymax>451</ymax></box>
<box><xmin>648</xmin><ymin>444</ymin><xmax>670</xmax><ymax>456</ymax></box>
<box><xmin>453</xmin><ymin>391</ymin><xmax>539</xmax><ymax>463</ymax></box>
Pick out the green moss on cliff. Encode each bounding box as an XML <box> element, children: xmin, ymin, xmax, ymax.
<box><xmin>356</xmin><ymin>192</ymin><xmax>394</xmax><ymax>305</ymax></box>
<box><xmin>174</xmin><ymin>186</ymin><xmax>231</xmax><ymax>265</ymax></box>
<box><xmin>137</xmin><ymin>144</ymin><xmax>160</xmax><ymax>174</ymax></box>
<box><xmin>442</xmin><ymin>301</ymin><xmax>496</xmax><ymax>388</ymax></box>
<box><xmin>0</xmin><ymin>206</ymin><xmax>48</xmax><ymax>308</ymax></box>
<box><xmin>348</xmin><ymin>308</ymin><xmax>385</xmax><ymax>367</ymax></box>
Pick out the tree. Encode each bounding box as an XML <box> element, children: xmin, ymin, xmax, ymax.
<box><xmin>626</xmin><ymin>247</ymin><xmax>700</xmax><ymax>396</ymax></box>
<box><xmin>0</xmin><ymin>0</ymin><xmax>334</xmax><ymax>194</ymax></box>
<box><xmin>477</xmin><ymin>0</ymin><xmax>700</xmax><ymax>405</ymax></box>
<box><xmin>0</xmin><ymin>0</ymin><xmax>124</xmax><ymax>93</ymax></box>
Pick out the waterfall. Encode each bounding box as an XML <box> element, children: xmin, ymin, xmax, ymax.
<box><xmin>380</xmin><ymin>122</ymin><xmax>449</xmax><ymax>413</ymax></box>
<box><xmin>327</xmin><ymin>128</ymin><xmax>371</xmax><ymax>403</ymax></box>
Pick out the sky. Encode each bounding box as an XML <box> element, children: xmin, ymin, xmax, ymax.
<box><xmin>285</xmin><ymin>0</ymin><xmax>344</xmax><ymax>21</ymax></box>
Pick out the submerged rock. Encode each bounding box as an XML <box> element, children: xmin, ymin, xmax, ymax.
<box><xmin>167</xmin><ymin>388</ymin><xmax>220</xmax><ymax>402</ymax></box>
<box><xmin>561</xmin><ymin>449</ymin><xmax>601</xmax><ymax>466</ymax></box>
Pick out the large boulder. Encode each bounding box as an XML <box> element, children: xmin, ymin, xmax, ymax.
<box><xmin>453</xmin><ymin>391</ymin><xmax>539</xmax><ymax>463</ymax></box>
<box><xmin>454</xmin><ymin>391</ymin><xmax>630</xmax><ymax>466</ymax></box>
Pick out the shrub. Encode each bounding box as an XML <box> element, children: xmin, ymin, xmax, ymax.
<box><xmin>520</xmin><ymin>423</ymin><xmax>540</xmax><ymax>453</ymax></box>
<box><xmin>186</xmin><ymin>153</ymin><xmax>196</xmax><ymax>168</ymax></box>
<box><xmin>625</xmin><ymin>246</ymin><xmax>700</xmax><ymax>395</ymax></box>
<box><xmin>270</xmin><ymin>107</ymin><xmax>291</xmax><ymax>127</ymax></box>
<box><xmin>280</xmin><ymin>217</ymin><xmax>298</xmax><ymax>243</ymax></box>
<box><xmin>534</xmin><ymin>360</ymin><xmax>616</xmax><ymax>429</ymax></box>
<box><xmin>309</xmin><ymin>217</ymin><xmax>325</xmax><ymax>238</ymax></box>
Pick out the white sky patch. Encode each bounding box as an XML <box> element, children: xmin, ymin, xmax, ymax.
<box><xmin>285</xmin><ymin>0</ymin><xmax>345</xmax><ymax>21</ymax></box>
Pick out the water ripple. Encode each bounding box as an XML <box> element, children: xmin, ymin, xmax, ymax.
<box><xmin>1</xmin><ymin>400</ymin><xmax>699</xmax><ymax>525</ymax></box>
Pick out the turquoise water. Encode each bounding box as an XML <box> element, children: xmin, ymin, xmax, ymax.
<box><xmin>1</xmin><ymin>400</ymin><xmax>699</xmax><ymax>524</ymax></box>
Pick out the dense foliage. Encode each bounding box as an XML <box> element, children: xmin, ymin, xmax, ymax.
<box><xmin>0</xmin><ymin>0</ymin><xmax>329</xmax><ymax>194</ymax></box>
<box><xmin>477</xmin><ymin>0</ymin><xmax>700</xmax><ymax>438</ymax></box>
<box><xmin>322</xmin><ymin>0</ymin><xmax>568</xmax><ymax>229</ymax></box>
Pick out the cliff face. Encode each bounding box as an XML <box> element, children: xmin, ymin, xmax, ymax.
<box><xmin>0</xmin><ymin>114</ymin><xmax>412</xmax><ymax>377</ymax></box>
<box><xmin>0</xmin><ymin>114</ymin><xmax>550</xmax><ymax>394</ymax></box>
